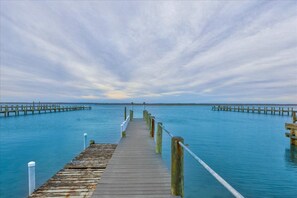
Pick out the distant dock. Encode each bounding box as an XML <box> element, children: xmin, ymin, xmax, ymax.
<box><xmin>0</xmin><ymin>103</ymin><xmax>91</xmax><ymax>117</ymax></box>
<box><xmin>212</xmin><ymin>105</ymin><xmax>296</xmax><ymax>116</ymax></box>
<box><xmin>30</xmin><ymin>144</ymin><xmax>116</xmax><ymax>197</ymax></box>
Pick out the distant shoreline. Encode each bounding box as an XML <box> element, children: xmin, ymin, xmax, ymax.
<box><xmin>1</xmin><ymin>102</ymin><xmax>297</xmax><ymax>106</ymax></box>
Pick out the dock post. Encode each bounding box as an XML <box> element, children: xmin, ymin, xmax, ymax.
<box><xmin>146</xmin><ymin>113</ymin><xmax>149</xmax><ymax>126</ymax></box>
<box><xmin>282</xmin><ymin>107</ymin><xmax>284</xmax><ymax>115</ymax></box>
<box><xmin>288</xmin><ymin>108</ymin><xmax>290</xmax><ymax>116</ymax></box>
<box><xmin>274</xmin><ymin>107</ymin><xmax>276</xmax><ymax>115</ymax></box>
<box><xmin>171</xmin><ymin>136</ymin><xmax>184</xmax><ymax>198</ymax></box>
<box><xmin>124</xmin><ymin>107</ymin><xmax>127</xmax><ymax>120</ymax></box>
<box><xmin>156</xmin><ymin>122</ymin><xmax>163</xmax><ymax>154</ymax></box>
<box><xmin>293</xmin><ymin>111</ymin><xmax>297</xmax><ymax>123</ymax></box>
<box><xmin>129</xmin><ymin>110</ymin><xmax>133</xmax><ymax>121</ymax></box>
<box><xmin>151</xmin><ymin>117</ymin><xmax>155</xmax><ymax>138</ymax></box>
<box><xmin>143</xmin><ymin>110</ymin><xmax>145</xmax><ymax>119</ymax></box>
<box><xmin>28</xmin><ymin>161</ymin><xmax>36</xmax><ymax>196</ymax></box>
<box><xmin>148</xmin><ymin>113</ymin><xmax>151</xmax><ymax>128</ymax></box>
<box><xmin>84</xmin><ymin>133</ymin><xmax>87</xmax><ymax>149</ymax></box>
<box><xmin>5</xmin><ymin>105</ymin><xmax>8</xmax><ymax>117</ymax></box>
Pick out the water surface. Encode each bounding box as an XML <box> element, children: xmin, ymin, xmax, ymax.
<box><xmin>0</xmin><ymin>105</ymin><xmax>296</xmax><ymax>197</ymax></box>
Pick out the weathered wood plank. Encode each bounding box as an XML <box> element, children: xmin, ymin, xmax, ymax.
<box><xmin>30</xmin><ymin>144</ymin><xmax>116</xmax><ymax>198</ymax></box>
<box><xmin>285</xmin><ymin>123</ymin><xmax>297</xmax><ymax>130</ymax></box>
<box><xmin>92</xmin><ymin>119</ymin><xmax>176</xmax><ymax>198</ymax></box>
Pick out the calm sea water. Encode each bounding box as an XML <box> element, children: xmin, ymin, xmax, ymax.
<box><xmin>0</xmin><ymin>105</ymin><xmax>296</xmax><ymax>198</ymax></box>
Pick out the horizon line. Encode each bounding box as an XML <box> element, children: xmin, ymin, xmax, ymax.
<box><xmin>1</xmin><ymin>102</ymin><xmax>297</xmax><ymax>106</ymax></box>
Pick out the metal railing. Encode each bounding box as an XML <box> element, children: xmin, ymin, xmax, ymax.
<box><xmin>120</xmin><ymin>115</ymin><xmax>130</xmax><ymax>137</ymax></box>
<box><xmin>143</xmin><ymin>110</ymin><xmax>244</xmax><ymax>198</ymax></box>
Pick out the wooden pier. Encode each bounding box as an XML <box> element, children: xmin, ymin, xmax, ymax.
<box><xmin>212</xmin><ymin>105</ymin><xmax>296</xmax><ymax>116</ymax></box>
<box><xmin>285</xmin><ymin>111</ymin><xmax>297</xmax><ymax>146</ymax></box>
<box><xmin>30</xmin><ymin>144</ymin><xmax>117</xmax><ymax>197</ymax></box>
<box><xmin>0</xmin><ymin>103</ymin><xmax>91</xmax><ymax>117</ymax></box>
<box><xmin>29</xmin><ymin>108</ymin><xmax>244</xmax><ymax>198</ymax></box>
<box><xmin>92</xmin><ymin>118</ymin><xmax>175</xmax><ymax>198</ymax></box>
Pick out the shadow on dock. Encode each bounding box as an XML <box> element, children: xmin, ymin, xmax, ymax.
<box><xmin>30</xmin><ymin>144</ymin><xmax>117</xmax><ymax>198</ymax></box>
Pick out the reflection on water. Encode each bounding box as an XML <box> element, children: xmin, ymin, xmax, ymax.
<box><xmin>285</xmin><ymin>145</ymin><xmax>297</xmax><ymax>167</ymax></box>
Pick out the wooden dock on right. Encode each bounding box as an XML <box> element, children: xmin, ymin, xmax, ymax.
<box><xmin>92</xmin><ymin>118</ymin><xmax>177</xmax><ymax>198</ymax></box>
<box><xmin>212</xmin><ymin>105</ymin><xmax>296</xmax><ymax>116</ymax></box>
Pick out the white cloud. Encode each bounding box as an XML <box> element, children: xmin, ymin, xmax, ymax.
<box><xmin>0</xmin><ymin>0</ymin><xmax>296</xmax><ymax>103</ymax></box>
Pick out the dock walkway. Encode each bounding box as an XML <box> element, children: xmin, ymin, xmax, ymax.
<box><xmin>30</xmin><ymin>144</ymin><xmax>116</xmax><ymax>197</ymax></box>
<box><xmin>92</xmin><ymin>118</ymin><xmax>176</xmax><ymax>198</ymax></box>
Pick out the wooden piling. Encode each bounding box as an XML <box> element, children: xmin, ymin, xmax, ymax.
<box><xmin>285</xmin><ymin>113</ymin><xmax>297</xmax><ymax>146</ymax></box>
<box><xmin>282</xmin><ymin>107</ymin><xmax>284</xmax><ymax>115</ymax></box>
<box><xmin>150</xmin><ymin>116</ymin><xmax>155</xmax><ymax>138</ymax></box>
<box><xmin>148</xmin><ymin>113</ymin><xmax>151</xmax><ymax>129</ymax></box>
<box><xmin>129</xmin><ymin>110</ymin><xmax>133</xmax><ymax>121</ymax></box>
<box><xmin>5</xmin><ymin>105</ymin><xmax>8</xmax><ymax>117</ymax></box>
<box><xmin>171</xmin><ymin>136</ymin><xmax>184</xmax><ymax>198</ymax></box>
<box><xmin>124</xmin><ymin>107</ymin><xmax>127</xmax><ymax>120</ymax></box>
<box><xmin>156</xmin><ymin>122</ymin><xmax>163</xmax><ymax>154</ymax></box>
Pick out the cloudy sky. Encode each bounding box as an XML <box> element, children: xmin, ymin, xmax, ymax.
<box><xmin>0</xmin><ymin>1</ymin><xmax>296</xmax><ymax>103</ymax></box>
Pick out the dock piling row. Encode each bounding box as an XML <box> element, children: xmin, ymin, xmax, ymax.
<box><xmin>0</xmin><ymin>103</ymin><xmax>91</xmax><ymax>117</ymax></box>
<box><xmin>212</xmin><ymin>105</ymin><xmax>295</xmax><ymax>116</ymax></box>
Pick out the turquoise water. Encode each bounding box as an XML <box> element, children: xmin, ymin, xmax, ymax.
<box><xmin>0</xmin><ymin>105</ymin><xmax>296</xmax><ymax>197</ymax></box>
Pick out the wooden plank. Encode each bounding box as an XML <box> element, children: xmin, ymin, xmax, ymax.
<box><xmin>30</xmin><ymin>144</ymin><xmax>116</xmax><ymax>198</ymax></box>
<box><xmin>92</xmin><ymin>119</ymin><xmax>176</xmax><ymax>198</ymax></box>
<box><xmin>285</xmin><ymin>123</ymin><xmax>297</xmax><ymax>130</ymax></box>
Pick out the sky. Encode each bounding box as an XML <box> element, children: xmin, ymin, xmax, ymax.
<box><xmin>0</xmin><ymin>0</ymin><xmax>296</xmax><ymax>103</ymax></box>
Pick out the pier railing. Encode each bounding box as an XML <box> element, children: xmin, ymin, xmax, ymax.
<box><xmin>143</xmin><ymin>110</ymin><xmax>244</xmax><ymax>198</ymax></box>
<box><xmin>0</xmin><ymin>103</ymin><xmax>91</xmax><ymax>117</ymax></box>
<box><xmin>120</xmin><ymin>115</ymin><xmax>130</xmax><ymax>137</ymax></box>
<box><xmin>212</xmin><ymin>105</ymin><xmax>296</xmax><ymax>116</ymax></box>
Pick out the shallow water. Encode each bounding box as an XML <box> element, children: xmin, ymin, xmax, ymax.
<box><xmin>0</xmin><ymin>105</ymin><xmax>296</xmax><ymax>197</ymax></box>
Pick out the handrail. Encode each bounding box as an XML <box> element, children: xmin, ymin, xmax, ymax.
<box><xmin>120</xmin><ymin>115</ymin><xmax>130</xmax><ymax>137</ymax></box>
<box><xmin>145</xmin><ymin>111</ymin><xmax>244</xmax><ymax>198</ymax></box>
<box><xmin>178</xmin><ymin>141</ymin><xmax>244</xmax><ymax>198</ymax></box>
<box><xmin>160</xmin><ymin>125</ymin><xmax>174</xmax><ymax>138</ymax></box>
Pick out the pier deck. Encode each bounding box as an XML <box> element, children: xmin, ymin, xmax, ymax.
<box><xmin>0</xmin><ymin>104</ymin><xmax>91</xmax><ymax>117</ymax></box>
<box><xmin>30</xmin><ymin>144</ymin><xmax>117</xmax><ymax>198</ymax></box>
<box><xmin>92</xmin><ymin>118</ymin><xmax>176</xmax><ymax>198</ymax></box>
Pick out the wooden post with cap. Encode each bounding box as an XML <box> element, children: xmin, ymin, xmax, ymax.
<box><xmin>171</xmin><ymin>136</ymin><xmax>184</xmax><ymax>197</ymax></box>
<box><xmin>156</xmin><ymin>122</ymin><xmax>163</xmax><ymax>154</ymax></box>
<box><xmin>151</xmin><ymin>116</ymin><xmax>155</xmax><ymax>138</ymax></box>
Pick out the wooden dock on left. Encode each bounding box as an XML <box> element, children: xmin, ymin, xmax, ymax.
<box><xmin>0</xmin><ymin>103</ymin><xmax>91</xmax><ymax>117</ymax></box>
<box><xmin>30</xmin><ymin>144</ymin><xmax>117</xmax><ymax>197</ymax></box>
